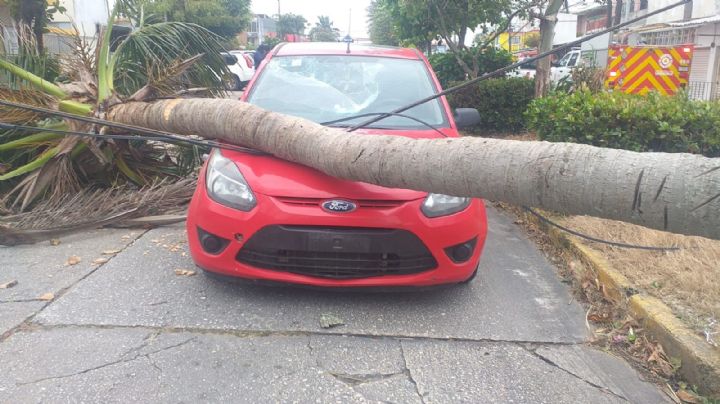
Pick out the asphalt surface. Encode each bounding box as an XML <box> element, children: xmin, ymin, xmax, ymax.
<box><xmin>0</xmin><ymin>206</ymin><xmax>669</xmax><ymax>403</ymax></box>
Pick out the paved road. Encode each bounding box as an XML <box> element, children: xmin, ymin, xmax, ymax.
<box><xmin>0</xmin><ymin>206</ymin><xmax>668</xmax><ymax>403</ymax></box>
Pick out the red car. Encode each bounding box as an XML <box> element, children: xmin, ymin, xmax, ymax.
<box><xmin>187</xmin><ymin>42</ymin><xmax>488</xmax><ymax>288</ymax></box>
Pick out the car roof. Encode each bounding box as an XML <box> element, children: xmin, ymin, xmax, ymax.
<box><xmin>273</xmin><ymin>42</ymin><xmax>423</xmax><ymax>60</ymax></box>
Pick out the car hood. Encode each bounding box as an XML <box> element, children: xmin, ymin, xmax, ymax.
<box><xmin>221</xmin><ymin>150</ymin><xmax>425</xmax><ymax>200</ymax></box>
<box><xmin>219</xmin><ymin>128</ymin><xmax>456</xmax><ymax>200</ymax></box>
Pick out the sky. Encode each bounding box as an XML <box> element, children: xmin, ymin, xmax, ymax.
<box><xmin>252</xmin><ymin>0</ymin><xmax>372</xmax><ymax>39</ymax></box>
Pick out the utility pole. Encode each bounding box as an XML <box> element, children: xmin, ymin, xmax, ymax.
<box><xmin>277</xmin><ymin>0</ymin><xmax>281</xmax><ymax>19</ymax></box>
<box><xmin>348</xmin><ymin>8</ymin><xmax>352</xmax><ymax>39</ymax></box>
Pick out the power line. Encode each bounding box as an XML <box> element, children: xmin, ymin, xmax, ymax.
<box><xmin>523</xmin><ymin>207</ymin><xmax>680</xmax><ymax>251</ymax></box>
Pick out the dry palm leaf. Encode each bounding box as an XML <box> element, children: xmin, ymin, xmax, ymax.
<box><xmin>0</xmin><ymin>177</ymin><xmax>196</xmax><ymax>246</ymax></box>
<box><xmin>0</xmin><ymin>88</ymin><xmax>56</xmax><ymax>124</ymax></box>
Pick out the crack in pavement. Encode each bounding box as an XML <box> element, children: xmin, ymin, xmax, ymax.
<box><xmin>15</xmin><ymin>336</ymin><xmax>195</xmax><ymax>387</ymax></box>
<box><xmin>120</xmin><ymin>330</ymin><xmax>161</xmax><ymax>360</ymax></box>
<box><xmin>325</xmin><ymin>371</ymin><xmax>406</xmax><ymax>387</ymax></box>
<box><xmin>28</xmin><ymin>322</ymin><xmax>584</xmax><ymax>347</ymax></box>
<box><xmin>523</xmin><ymin>344</ymin><xmax>630</xmax><ymax>402</ymax></box>
<box><xmin>0</xmin><ymin>299</ymin><xmax>46</xmax><ymax>304</ymax></box>
<box><xmin>400</xmin><ymin>340</ymin><xmax>427</xmax><ymax>404</ymax></box>
<box><xmin>0</xmin><ymin>229</ymin><xmax>150</xmax><ymax>344</ymax></box>
<box><xmin>307</xmin><ymin>335</ymin><xmax>412</xmax><ymax>403</ymax></box>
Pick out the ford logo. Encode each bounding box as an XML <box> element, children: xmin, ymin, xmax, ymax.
<box><xmin>322</xmin><ymin>199</ymin><xmax>357</xmax><ymax>213</ymax></box>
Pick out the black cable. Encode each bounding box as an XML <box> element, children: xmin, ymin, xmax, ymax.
<box><xmin>0</xmin><ymin>100</ymin><xmax>269</xmax><ymax>156</ymax></box>
<box><xmin>0</xmin><ymin>122</ymin><xmax>267</xmax><ymax>155</ymax></box>
<box><xmin>523</xmin><ymin>207</ymin><xmax>680</xmax><ymax>251</ymax></box>
<box><xmin>322</xmin><ymin>112</ymin><xmax>448</xmax><ymax>137</ymax></box>
<box><xmin>346</xmin><ymin>0</ymin><xmax>691</xmax><ymax>132</ymax></box>
<box><xmin>0</xmin><ymin>122</ymin><xmax>161</xmax><ymax>141</ymax></box>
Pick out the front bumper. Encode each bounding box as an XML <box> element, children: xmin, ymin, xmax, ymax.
<box><xmin>187</xmin><ymin>184</ymin><xmax>487</xmax><ymax>287</ymax></box>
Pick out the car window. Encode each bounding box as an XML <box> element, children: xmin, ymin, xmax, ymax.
<box><xmin>568</xmin><ymin>53</ymin><xmax>579</xmax><ymax>67</ymax></box>
<box><xmin>246</xmin><ymin>55</ymin><xmax>448</xmax><ymax>130</ymax></box>
<box><xmin>556</xmin><ymin>52</ymin><xmax>571</xmax><ymax>67</ymax></box>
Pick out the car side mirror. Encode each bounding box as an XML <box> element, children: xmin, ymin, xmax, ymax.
<box><xmin>551</xmin><ymin>61</ymin><xmax>560</xmax><ymax>67</ymax></box>
<box><xmin>454</xmin><ymin>108</ymin><xmax>481</xmax><ymax>129</ymax></box>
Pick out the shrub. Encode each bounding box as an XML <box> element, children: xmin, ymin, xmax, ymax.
<box><xmin>552</xmin><ymin>65</ymin><xmax>606</xmax><ymax>94</ymax></box>
<box><xmin>526</xmin><ymin>90</ymin><xmax>720</xmax><ymax>157</ymax></box>
<box><xmin>429</xmin><ymin>47</ymin><xmax>512</xmax><ymax>88</ymax></box>
<box><xmin>447</xmin><ymin>77</ymin><xmax>535</xmax><ymax>133</ymax></box>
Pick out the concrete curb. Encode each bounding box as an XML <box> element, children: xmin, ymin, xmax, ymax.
<box><xmin>524</xmin><ymin>211</ymin><xmax>720</xmax><ymax>396</ymax></box>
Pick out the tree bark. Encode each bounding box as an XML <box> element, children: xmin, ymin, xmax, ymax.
<box><xmin>108</xmin><ymin>99</ymin><xmax>720</xmax><ymax>240</ymax></box>
<box><xmin>535</xmin><ymin>0</ymin><xmax>565</xmax><ymax>97</ymax></box>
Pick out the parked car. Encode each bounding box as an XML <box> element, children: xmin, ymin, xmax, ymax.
<box><xmin>187</xmin><ymin>42</ymin><xmax>488</xmax><ymax>288</ymax></box>
<box><xmin>230</xmin><ymin>50</ymin><xmax>256</xmax><ymax>70</ymax></box>
<box><xmin>551</xmin><ymin>48</ymin><xmax>583</xmax><ymax>82</ymax></box>
<box><xmin>507</xmin><ymin>57</ymin><xmax>537</xmax><ymax>79</ymax></box>
<box><xmin>221</xmin><ymin>51</ymin><xmax>254</xmax><ymax>90</ymax></box>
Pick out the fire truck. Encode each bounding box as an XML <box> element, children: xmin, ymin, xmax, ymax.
<box><xmin>550</xmin><ymin>45</ymin><xmax>694</xmax><ymax>95</ymax></box>
<box><xmin>604</xmin><ymin>45</ymin><xmax>693</xmax><ymax>95</ymax></box>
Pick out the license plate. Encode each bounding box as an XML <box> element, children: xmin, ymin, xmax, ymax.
<box><xmin>307</xmin><ymin>233</ymin><xmax>371</xmax><ymax>252</ymax></box>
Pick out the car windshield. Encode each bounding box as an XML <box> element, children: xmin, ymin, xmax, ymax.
<box><xmin>246</xmin><ymin>55</ymin><xmax>448</xmax><ymax>129</ymax></box>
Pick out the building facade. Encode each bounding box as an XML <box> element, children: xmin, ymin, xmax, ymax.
<box><xmin>1</xmin><ymin>0</ymin><xmax>114</xmax><ymax>55</ymax></box>
<box><xmin>247</xmin><ymin>14</ymin><xmax>277</xmax><ymax>47</ymax></box>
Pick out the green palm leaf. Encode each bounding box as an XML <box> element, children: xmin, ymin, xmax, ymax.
<box><xmin>111</xmin><ymin>22</ymin><xmax>230</xmax><ymax>98</ymax></box>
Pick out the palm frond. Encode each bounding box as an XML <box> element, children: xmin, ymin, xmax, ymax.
<box><xmin>129</xmin><ymin>53</ymin><xmax>205</xmax><ymax>101</ymax></box>
<box><xmin>0</xmin><ymin>146</ymin><xmax>59</xmax><ymax>181</ymax></box>
<box><xmin>111</xmin><ymin>22</ymin><xmax>230</xmax><ymax>98</ymax></box>
<box><xmin>0</xmin><ymin>176</ymin><xmax>196</xmax><ymax>246</ymax></box>
<box><xmin>0</xmin><ymin>88</ymin><xmax>57</xmax><ymax>124</ymax></box>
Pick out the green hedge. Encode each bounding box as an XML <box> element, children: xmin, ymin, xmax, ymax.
<box><xmin>526</xmin><ymin>90</ymin><xmax>720</xmax><ymax>157</ymax></box>
<box><xmin>429</xmin><ymin>47</ymin><xmax>512</xmax><ymax>88</ymax></box>
<box><xmin>447</xmin><ymin>77</ymin><xmax>535</xmax><ymax>133</ymax></box>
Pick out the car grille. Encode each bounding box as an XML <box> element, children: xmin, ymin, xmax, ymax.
<box><xmin>236</xmin><ymin>226</ymin><xmax>437</xmax><ymax>279</ymax></box>
<box><xmin>275</xmin><ymin>197</ymin><xmax>404</xmax><ymax>209</ymax></box>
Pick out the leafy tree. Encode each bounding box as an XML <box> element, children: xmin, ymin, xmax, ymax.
<box><xmin>524</xmin><ymin>31</ymin><xmax>540</xmax><ymax>49</ymax></box>
<box><xmin>367</xmin><ymin>0</ymin><xmax>399</xmax><ymax>46</ymax></box>
<box><xmin>142</xmin><ymin>0</ymin><xmax>251</xmax><ymax>39</ymax></box>
<box><xmin>429</xmin><ymin>47</ymin><xmax>512</xmax><ymax>87</ymax></box>
<box><xmin>375</xmin><ymin>0</ymin><xmax>543</xmax><ymax>77</ymax></box>
<box><xmin>309</xmin><ymin>16</ymin><xmax>339</xmax><ymax>42</ymax></box>
<box><xmin>277</xmin><ymin>13</ymin><xmax>308</xmax><ymax>39</ymax></box>
<box><xmin>386</xmin><ymin>0</ymin><xmax>436</xmax><ymax>53</ymax></box>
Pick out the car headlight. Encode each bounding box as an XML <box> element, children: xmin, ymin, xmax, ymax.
<box><xmin>206</xmin><ymin>149</ymin><xmax>256</xmax><ymax>211</ymax></box>
<box><xmin>421</xmin><ymin>194</ymin><xmax>470</xmax><ymax>218</ymax></box>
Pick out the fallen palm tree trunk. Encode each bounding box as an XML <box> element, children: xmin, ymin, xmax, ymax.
<box><xmin>109</xmin><ymin>98</ymin><xmax>720</xmax><ymax>240</ymax></box>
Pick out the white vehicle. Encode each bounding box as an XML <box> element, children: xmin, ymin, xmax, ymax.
<box><xmin>222</xmin><ymin>51</ymin><xmax>255</xmax><ymax>90</ymax></box>
<box><xmin>507</xmin><ymin>57</ymin><xmax>537</xmax><ymax>79</ymax></box>
<box><xmin>550</xmin><ymin>49</ymin><xmax>582</xmax><ymax>82</ymax></box>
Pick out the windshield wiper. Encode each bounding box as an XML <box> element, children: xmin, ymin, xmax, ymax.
<box><xmin>321</xmin><ymin>112</ymin><xmax>447</xmax><ymax>137</ymax></box>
